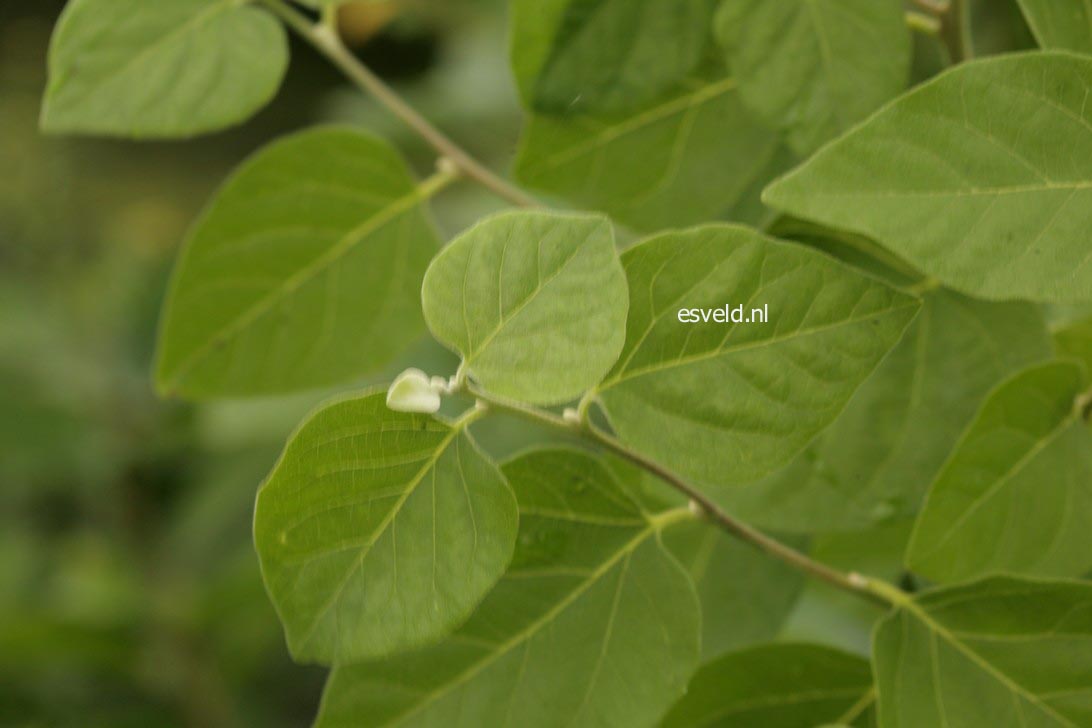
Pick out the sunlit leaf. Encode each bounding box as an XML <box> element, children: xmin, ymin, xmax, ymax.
<box><xmin>422</xmin><ymin>211</ymin><xmax>628</xmax><ymax>405</ymax></box>
<box><xmin>597</xmin><ymin>225</ymin><xmax>919</xmax><ymax>486</ymax></box>
<box><xmin>764</xmin><ymin>52</ymin><xmax>1092</xmax><ymax>304</ymax></box>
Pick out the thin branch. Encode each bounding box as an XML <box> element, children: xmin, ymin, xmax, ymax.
<box><xmin>264</xmin><ymin>0</ymin><xmax>908</xmax><ymax>613</ymax></box>
<box><xmin>465</xmin><ymin>383</ymin><xmax>902</xmax><ymax>609</ymax></box>
<box><xmin>260</xmin><ymin>0</ymin><xmax>540</xmax><ymax>209</ymax></box>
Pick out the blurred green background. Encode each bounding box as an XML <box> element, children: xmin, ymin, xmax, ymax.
<box><xmin>0</xmin><ymin>1</ymin><xmax>1039</xmax><ymax>725</ymax></box>
<box><xmin>0</xmin><ymin>1</ymin><xmax>520</xmax><ymax>724</ymax></box>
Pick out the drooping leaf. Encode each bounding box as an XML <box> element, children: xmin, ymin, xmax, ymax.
<box><xmin>254</xmin><ymin>391</ymin><xmax>517</xmax><ymax>664</ymax></box>
<box><xmin>515</xmin><ymin>70</ymin><xmax>792</xmax><ymax>232</ymax></box>
<box><xmin>41</xmin><ymin>0</ymin><xmax>287</xmax><ymax>137</ymax></box>
<box><xmin>764</xmin><ymin>52</ymin><xmax>1092</xmax><ymax>304</ymax></box>
<box><xmin>661</xmin><ymin>643</ymin><xmax>875</xmax><ymax>728</ymax></box>
<box><xmin>156</xmin><ymin>128</ymin><xmax>440</xmax><ymax>397</ymax></box>
<box><xmin>716</xmin><ymin>0</ymin><xmax>910</xmax><ymax>154</ymax></box>
<box><xmin>1017</xmin><ymin>0</ymin><xmax>1092</xmax><ymax>54</ymax></box>
<box><xmin>596</xmin><ymin>225</ymin><xmax>920</xmax><ymax>487</ymax></box>
<box><xmin>421</xmin><ymin>211</ymin><xmax>628</xmax><ymax>405</ymax></box>
<box><xmin>663</xmin><ymin>521</ymin><xmax>805</xmax><ymax>660</ymax></box>
<box><xmin>509</xmin><ymin>0</ymin><xmax>717</xmax><ymax>114</ymax></box>
<box><xmin>873</xmin><ymin>576</ymin><xmax>1092</xmax><ymax>727</ymax></box>
<box><xmin>725</xmin><ymin>290</ymin><xmax>1051</xmax><ymax>532</ymax></box>
<box><xmin>905</xmin><ymin>361</ymin><xmax>1092</xmax><ymax>583</ymax></box>
<box><xmin>1055</xmin><ymin>315</ymin><xmax>1092</xmax><ymax>374</ymax></box>
<box><xmin>315</xmin><ymin>448</ymin><xmax>700</xmax><ymax>728</ymax></box>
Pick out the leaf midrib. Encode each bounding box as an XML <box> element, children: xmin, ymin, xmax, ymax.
<box><xmin>293</xmin><ymin>425</ymin><xmax>461</xmax><ymax>656</ymax></box>
<box><xmin>162</xmin><ymin>178</ymin><xmax>430</xmax><ymax>391</ymax></box>
<box><xmin>910</xmin><ymin>406</ymin><xmax>1076</xmax><ymax>568</ymax></box>
<box><xmin>378</xmin><ymin>511</ymin><xmax>685</xmax><ymax>726</ymax></box>
<box><xmin>530</xmin><ymin>76</ymin><xmax>738</xmax><ymax>172</ymax></box>
<box><xmin>899</xmin><ymin>600</ymin><xmax>1079</xmax><ymax>727</ymax></box>
<box><xmin>54</xmin><ymin>0</ymin><xmax>232</xmax><ymax>106</ymax></box>
<box><xmin>463</xmin><ymin>228</ymin><xmax>590</xmax><ymax>366</ymax></box>
<box><xmin>601</xmin><ymin>299</ymin><xmax>919</xmax><ymax>389</ymax></box>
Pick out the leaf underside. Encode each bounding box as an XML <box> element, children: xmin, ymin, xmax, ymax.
<box><xmin>764</xmin><ymin>52</ymin><xmax>1092</xmax><ymax>304</ymax></box>
<box><xmin>316</xmin><ymin>449</ymin><xmax>700</xmax><ymax>728</ymax></box>
<box><xmin>598</xmin><ymin>225</ymin><xmax>920</xmax><ymax>487</ymax></box>
<box><xmin>254</xmin><ymin>391</ymin><xmax>517</xmax><ymax>665</ymax></box>
<box><xmin>873</xmin><ymin>576</ymin><xmax>1092</xmax><ymax>727</ymax></box>
<box><xmin>156</xmin><ymin>127</ymin><xmax>438</xmax><ymax>397</ymax></box>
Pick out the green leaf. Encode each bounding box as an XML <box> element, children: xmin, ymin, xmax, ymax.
<box><xmin>515</xmin><ymin>72</ymin><xmax>792</xmax><ymax>232</ymax></box>
<box><xmin>873</xmin><ymin>575</ymin><xmax>1092</xmax><ymax>727</ymax></box>
<box><xmin>663</xmin><ymin>521</ymin><xmax>805</xmax><ymax>660</ymax></box>
<box><xmin>156</xmin><ymin>127</ymin><xmax>440</xmax><ymax>397</ymax></box>
<box><xmin>509</xmin><ymin>0</ymin><xmax>716</xmax><ymax>114</ymax></box>
<box><xmin>905</xmin><ymin>361</ymin><xmax>1092</xmax><ymax>583</ymax></box>
<box><xmin>1055</xmin><ymin>315</ymin><xmax>1092</xmax><ymax>374</ymax></box>
<box><xmin>253</xmin><ymin>391</ymin><xmax>516</xmax><ymax>664</ymax></box>
<box><xmin>596</xmin><ymin>225</ymin><xmax>920</xmax><ymax>487</ymax></box>
<box><xmin>764</xmin><ymin>52</ymin><xmax>1092</xmax><ymax>304</ymax></box>
<box><xmin>1017</xmin><ymin>0</ymin><xmax>1092</xmax><ymax>54</ymax></box>
<box><xmin>41</xmin><ymin>0</ymin><xmax>287</xmax><ymax>137</ymax></box>
<box><xmin>315</xmin><ymin>448</ymin><xmax>699</xmax><ymax>728</ymax></box>
<box><xmin>421</xmin><ymin>211</ymin><xmax>628</xmax><ymax>405</ymax></box>
<box><xmin>661</xmin><ymin>643</ymin><xmax>875</xmax><ymax>728</ymax></box>
<box><xmin>725</xmin><ymin>290</ymin><xmax>1051</xmax><ymax>532</ymax></box>
<box><xmin>716</xmin><ymin>0</ymin><xmax>910</xmax><ymax>154</ymax></box>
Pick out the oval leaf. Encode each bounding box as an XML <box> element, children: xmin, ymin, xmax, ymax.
<box><xmin>254</xmin><ymin>391</ymin><xmax>517</xmax><ymax>664</ymax></box>
<box><xmin>764</xmin><ymin>52</ymin><xmax>1092</xmax><ymax>304</ymax></box>
<box><xmin>315</xmin><ymin>448</ymin><xmax>700</xmax><ymax>728</ymax></box>
<box><xmin>156</xmin><ymin>127</ymin><xmax>440</xmax><ymax>397</ymax></box>
<box><xmin>906</xmin><ymin>361</ymin><xmax>1092</xmax><ymax>582</ymax></box>
<box><xmin>597</xmin><ymin>225</ymin><xmax>920</xmax><ymax>487</ymax></box>
<box><xmin>662</xmin><ymin>643</ymin><xmax>875</xmax><ymax>727</ymax></box>
<box><xmin>716</xmin><ymin>0</ymin><xmax>911</xmax><ymax>154</ymax></box>
<box><xmin>874</xmin><ymin>576</ymin><xmax>1092</xmax><ymax>727</ymax></box>
<box><xmin>41</xmin><ymin>0</ymin><xmax>288</xmax><ymax>137</ymax></box>
<box><xmin>422</xmin><ymin>211</ymin><xmax>628</xmax><ymax>405</ymax></box>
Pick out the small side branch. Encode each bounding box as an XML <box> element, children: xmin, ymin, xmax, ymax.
<box><xmin>465</xmin><ymin>383</ymin><xmax>902</xmax><ymax>610</ymax></box>
<box><xmin>260</xmin><ymin>0</ymin><xmax>540</xmax><ymax>209</ymax></box>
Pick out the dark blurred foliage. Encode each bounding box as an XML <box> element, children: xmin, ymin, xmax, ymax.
<box><xmin>0</xmin><ymin>1</ymin><xmax>516</xmax><ymax>724</ymax></box>
<box><xmin>0</xmin><ymin>1</ymin><xmax>1042</xmax><ymax>725</ymax></box>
